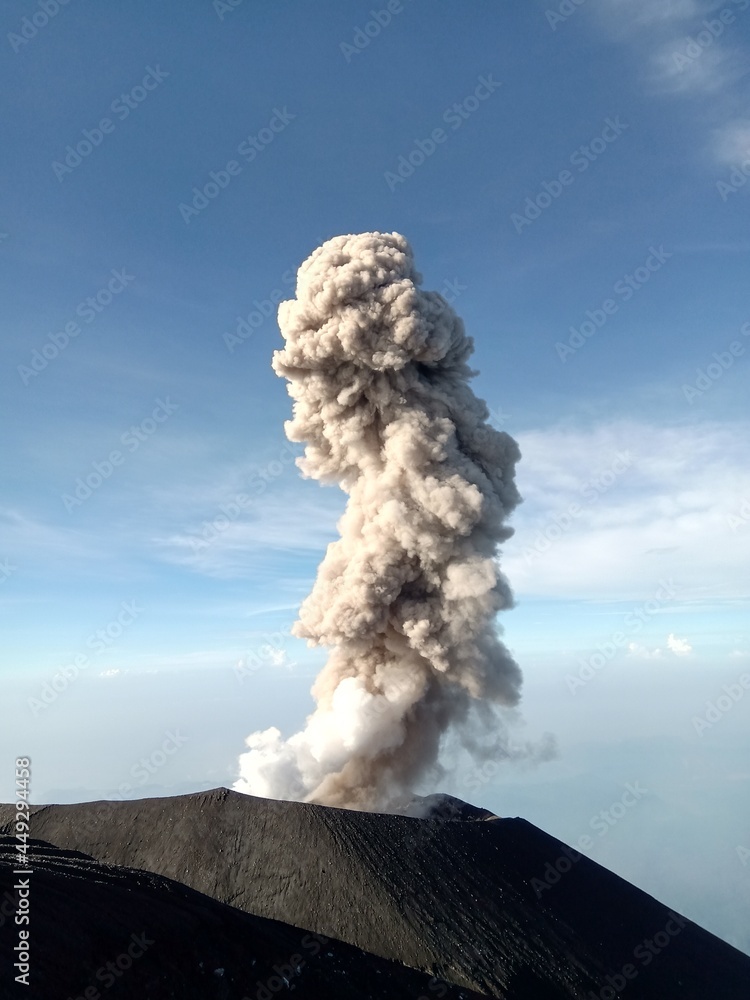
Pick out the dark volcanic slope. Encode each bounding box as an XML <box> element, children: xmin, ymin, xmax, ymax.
<box><xmin>2</xmin><ymin>789</ymin><xmax>748</xmax><ymax>999</ymax></box>
<box><xmin>0</xmin><ymin>836</ymin><xmax>482</xmax><ymax>1000</ymax></box>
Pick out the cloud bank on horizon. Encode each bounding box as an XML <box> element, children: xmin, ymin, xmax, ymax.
<box><xmin>234</xmin><ymin>231</ymin><xmax>550</xmax><ymax>810</ymax></box>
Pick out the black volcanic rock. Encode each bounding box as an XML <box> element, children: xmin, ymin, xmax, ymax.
<box><xmin>1</xmin><ymin>789</ymin><xmax>749</xmax><ymax>999</ymax></box>
<box><xmin>401</xmin><ymin>792</ymin><xmax>500</xmax><ymax>821</ymax></box>
<box><xmin>0</xmin><ymin>836</ymin><xmax>482</xmax><ymax>999</ymax></box>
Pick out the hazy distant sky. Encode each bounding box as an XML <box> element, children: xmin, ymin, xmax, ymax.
<box><xmin>1</xmin><ymin>0</ymin><xmax>748</xmax><ymax>954</ymax></box>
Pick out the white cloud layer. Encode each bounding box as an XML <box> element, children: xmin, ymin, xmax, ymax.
<box><xmin>649</xmin><ymin>42</ymin><xmax>739</xmax><ymax>95</ymax></box>
<box><xmin>712</xmin><ymin>119</ymin><xmax>750</xmax><ymax>164</ymax></box>
<box><xmin>627</xmin><ymin>634</ymin><xmax>693</xmax><ymax>658</ymax></box>
<box><xmin>627</xmin><ymin>642</ymin><xmax>664</xmax><ymax>659</ymax></box>
<box><xmin>592</xmin><ymin>0</ymin><xmax>712</xmax><ymax>38</ymax></box>
<box><xmin>667</xmin><ymin>632</ymin><xmax>693</xmax><ymax>654</ymax></box>
<box><xmin>153</xmin><ymin>417</ymin><xmax>750</xmax><ymax>609</ymax></box>
<box><xmin>503</xmin><ymin>419</ymin><xmax>750</xmax><ymax>602</ymax></box>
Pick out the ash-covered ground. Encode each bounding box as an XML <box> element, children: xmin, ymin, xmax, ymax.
<box><xmin>1</xmin><ymin>789</ymin><xmax>747</xmax><ymax>998</ymax></box>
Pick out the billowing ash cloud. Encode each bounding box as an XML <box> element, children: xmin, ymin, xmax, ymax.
<box><xmin>235</xmin><ymin>231</ymin><xmax>535</xmax><ymax>811</ymax></box>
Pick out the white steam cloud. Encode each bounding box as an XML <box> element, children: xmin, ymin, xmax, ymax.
<box><xmin>234</xmin><ymin>231</ymin><xmax>538</xmax><ymax>811</ymax></box>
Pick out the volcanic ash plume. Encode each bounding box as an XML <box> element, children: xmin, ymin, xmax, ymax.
<box><xmin>235</xmin><ymin>231</ymin><xmax>529</xmax><ymax>811</ymax></box>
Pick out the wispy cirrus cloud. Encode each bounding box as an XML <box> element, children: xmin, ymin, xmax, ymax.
<box><xmin>505</xmin><ymin>419</ymin><xmax>750</xmax><ymax>602</ymax></box>
<box><xmin>9</xmin><ymin>416</ymin><xmax>749</xmax><ymax>611</ymax></box>
<box><xmin>0</xmin><ymin>506</ymin><xmax>105</xmax><ymax>568</ymax></box>
<box><xmin>591</xmin><ymin>0</ymin><xmax>712</xmax><ymax>38</ymax></box>
<box><xmin>588</xmin><ymin>0</ymin><xmax>750</xmax><ymax>166</ymax></box>
<box><xmin>649</xmin><ymin>40</ymin><xmax>741</xmax><ymax>95</ymax></box>
<box><xmin>154</xmin><ymin>485</ymin><xmax>343</xmax><ymax>579</ymax></box>
<box><xmin>145</xmin><ymin>418</ymin><xmax>750</xmax><ymax>608</ymax></box>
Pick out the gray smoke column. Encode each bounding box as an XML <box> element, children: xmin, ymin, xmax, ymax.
<box><xmin>235</xmin><ymin>231</ymin><xmax>527</xmax><ymax>811</ymax></box>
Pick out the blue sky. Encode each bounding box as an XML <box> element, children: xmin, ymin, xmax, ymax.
<box><xmin>1</xmin><ymin>0</ymin><xmax>749</xmax><ymax>954</ymax></box>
